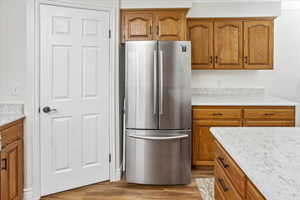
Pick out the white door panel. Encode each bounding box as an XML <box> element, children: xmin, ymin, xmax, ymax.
<box><xmin>40</xmin><ymin>4</ymin><xmax>110</xmax><ymax>195</ymax></box>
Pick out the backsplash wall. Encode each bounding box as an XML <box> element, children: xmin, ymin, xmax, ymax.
<box><xmin>192</xmin><ymin>70</ymin><xmax>273</xmax><ymax>91</ymax></box>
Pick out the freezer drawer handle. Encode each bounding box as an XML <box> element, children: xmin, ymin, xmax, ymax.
<box><xmin>128</xmin><ymin>134</ymin><xmax>189</xmax><ymax>140</ymax></box>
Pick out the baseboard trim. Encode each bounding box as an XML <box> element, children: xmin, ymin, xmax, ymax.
<box><xmin>115</xmin><ymin>167</ymin><xmax>122</xmax><ymax>181</ymax></box>
<box><xmin>23</xmin><ymin>188</ymin><xmax>41</xmax><ymax>200</ymax></box>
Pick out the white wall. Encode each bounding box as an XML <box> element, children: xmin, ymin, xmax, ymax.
<box><xmin>120</xmin><ymin>0</ymin><xmax>192</xmax><ymax>8</ymax></box>
<box><xmin>188</xmin><ymin>1</ymin><xmax>281</xmax><ymax>18</ymax></box>
<box><xmin>0</xmin><ymin>0</ymin><xmax>26</xmax><ymax>102</ymax></box>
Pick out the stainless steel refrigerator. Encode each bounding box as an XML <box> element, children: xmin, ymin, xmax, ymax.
<box><xmin>124</xmin><ymin>41</ymin><xmax>192</xmax><ymax>185</ymax></box>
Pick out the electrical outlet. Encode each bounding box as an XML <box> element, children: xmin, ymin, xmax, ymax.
<box><xmin>12</xmin><ymin>86</ymin><xmax>20</xmax><ymax>96</ymax></box>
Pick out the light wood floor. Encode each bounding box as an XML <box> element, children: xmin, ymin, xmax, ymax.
<box><xmin>41</xmin><ymin>166</ymin><xmax>213</xmax><ymax>200</ymax></box>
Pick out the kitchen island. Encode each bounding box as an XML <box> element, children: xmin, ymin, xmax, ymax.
<box><xmin>211</xmin><ymin>127</ymin><xmax>300</xmax><ymax>200</ymax></box>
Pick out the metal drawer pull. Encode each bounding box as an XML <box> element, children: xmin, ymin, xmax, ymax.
<box><xmin>264</xmin><ymin>113</ymin><xmax>275</xmax><ymax>116</ymax></box>
<box><xmin>218</xmin><ymin>178</ymin><xmax>229</xmax><ymax>192</ymax></box>
<box><xmin>1</xmin><ymin>158</ymin><xmax>7</xmax><ymax>170</ymax></box>
<box><xmin>210</xmin><ymin>56</ymin><xmax>213</xmax><ymax>64</ymax></box>
<box><xmin>212</xmin><ymin>113</ymin><xmax>223</xmax><ymax>116</ymax></box>
<box><xmin>128</xmin><ymin>134</ymin><xmax>189</xmax><ymax>141</ymax></box>
<box><xmin>244</xmin><ymin>56</ymin><xmax>248</xmax><ymax>64</ymax></box>
<box><xmin>218</xmin><ymin>157</ymin><xmax>229</xmax><ymax>168</ymax></box>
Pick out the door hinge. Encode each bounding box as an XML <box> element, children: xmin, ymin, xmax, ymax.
<box><xmin>109</xmin><ymin>154</ymin><xmax>111</xmax><ymax>162</ymax></box>
<box><xmin>109</xmin><ymin>30</ymin><xmax>111</xmax><ymax>39</ymax></box>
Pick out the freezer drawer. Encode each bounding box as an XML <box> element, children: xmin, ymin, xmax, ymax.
<box><xmin>125</xmin><ymin>129</ymin><xmax>191</xmax><ymax>185</ymax></box>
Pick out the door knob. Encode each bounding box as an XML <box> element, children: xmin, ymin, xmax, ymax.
<box><xmin>43</xmin><ymin>106</ymin><xmax>57</xmax><ymax>113</ymax></box>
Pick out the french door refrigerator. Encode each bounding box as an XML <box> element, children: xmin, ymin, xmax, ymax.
<box><xmin>125</xmin><ymin>41</ymin><xmax>192</xmax><ymax>185</ymax></box>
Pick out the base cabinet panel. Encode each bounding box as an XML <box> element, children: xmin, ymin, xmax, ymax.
<box><xmin>0</xmin><ymin>120</ymin><xmax>24</xmax><ymax>200</ymax></box>
<box><xmin>192</xmin><ymin>106</ymin><xmax>295</xmax><ymax>167</ymax></box>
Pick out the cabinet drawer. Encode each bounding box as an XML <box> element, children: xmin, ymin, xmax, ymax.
<box><xmin>193</xmin><ymin>109</ymin><xmax>242</xmax><ymax>120</ymax></box>
<box><xmin>215</xmin><ymin>182</ymin><xmax>226</xmax><ymax>200</ymax></box>
<box><xmin>215</xmin><ymin>142</ymin><xmax>246</xmax><ymax>198</ymax></box>
<box><xmin>247</xmin><ymin>180</ymin><xmax>265</xmax><ymax>200</ymax></box>
<box><xmin>1</xmin><ymin>122</ymin><xmax>23</xmax><ymax>147</ymax></box>
<box><xmin>244</xmin><ymin>108</ymin><xmax>294</xmax><ymax>120</ymax></box>
<box><xmin>193</xmin><ymin>120</ymin><xmax>241</xmax><ymax>126</ymax></box>
<box><xmin>244</xmin><ymin>120</ymin><xmax>295</xmax><ymax>127</ymax></box>
<box><xmin>215</xmin><ymin>162</ymin><xmax>243</xmax><ymax>200</ymax></box>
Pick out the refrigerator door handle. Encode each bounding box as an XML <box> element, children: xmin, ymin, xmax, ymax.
<box><xmin>153</xmin><ymin>50</ymin><xmax>157</xmax><ymax>115</ymax></box>
<box><xmin>128</xmin><ymin>134</ymin><xmax>189</xmax><ymax>140</ymax></box>
<box><xmin>159</xmin><ymin>50</ymin><xmax>164</xmax><ymax>115</ymax></box>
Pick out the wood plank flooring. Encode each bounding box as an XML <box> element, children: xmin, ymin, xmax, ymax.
<box><xmin>41</xmin><ymin>166</ymin><xmax>213</xmax><ymax>200</ymax></box>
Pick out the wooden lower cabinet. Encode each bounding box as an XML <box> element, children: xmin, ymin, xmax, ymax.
<box><xmin>214</xmin><ymin>140</ymin><xmax>266</xmax><ymax>200</ymax></box>
<box><xmin>192</xmin><ymin>120</ymin><xmax>241</xmax><ymax>166</ymax></box>
<box><xmin>0</xmin><ymin>119</ymin><xmax>24</xmax><ymax>200</ymax></box>
<box><xmin>192</xmin><ymin>106</ymin><xmax>295</xmax><ymax>167</ymax></box>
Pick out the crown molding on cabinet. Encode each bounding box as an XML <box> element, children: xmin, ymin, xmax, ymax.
<box><xmin>120</xmin><ymin>0</ymin><xmax>193</xmax><ymax>9</ymax></box>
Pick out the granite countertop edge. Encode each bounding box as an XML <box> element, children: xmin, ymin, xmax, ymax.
<box><xmin>0</xmin><ymin>114</ymin><xmax>25</xmax><ymax>127</ymax></box>
<box><xmin>192</xmin><ymin>95</ymin><xmax>298</xmax><ymax>106</ymax></box>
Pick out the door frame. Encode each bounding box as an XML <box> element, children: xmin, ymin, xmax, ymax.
<box><xmin>25</xmin><ymin>0</ymin><xmax>119</xmax><ymax>199</ymax></box>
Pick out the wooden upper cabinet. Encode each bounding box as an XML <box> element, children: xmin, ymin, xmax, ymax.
<box><xmin>214</xmin><ymin>20</ymin><xmax>243</xmax><ymax>69</ymax></box>
<box><xmin>244</xmin><ymin>20</ymin><xmax>274</xmax><ymax>69</ymax></box>
<box><xmin>154</xmin><ymin>11</ymin><xmax>186</xmax><ymax>40</ymax></box>
<box><xmin>121</xmin><ymin>9</ymin><xmax>187</xmax><ymax>42</ymax></box>
<box><xmin>189</xmin><ymin>18</ymin><xmax>275</xmax><ymax>70</ymax></box>
<box><xmin>188</xmin><ymin>20</ymin><xmax>214</xmax><ymax>69</ymax></box>
<box><xmin>123</xmin><ymin>13</ymin><xmax>153</xmax><ymax>41</ymax></box>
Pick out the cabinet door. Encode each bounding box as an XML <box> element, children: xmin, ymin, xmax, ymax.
<box><xmin>188</xmin><ymin>20</ymin><xmax>214</xmax><ymax>69</ymax></box>
<box><xmin>193</xmin><ymin>126</ymin><xmax>215</xmax><ymax>166</ymax></box>
<box><xmin>244</xmin><ymin>20</ymin><xmax>274</xmax><ymax>69</ymax></box>
<box><xmin>154</xmin><ymin>11</ymin><xmax>186</xmax><ymax>41</ymax></box>
<box><xmin>123</xmin><ymin>13</ymin><xmax>153</xmax><ymax>41</ymax></box>
<box><xmin>192</xmin><ymin>120</ymin><xmax>241</xmax><ymax>166</ymax></box>
<box><xmin>1</xmin><ymin>140</ymin><xmax>23</xmax><ymax>200</ymax></box>
<box><xmin>214</xmin><ymin>21</ymin><xmax>243</xmax><ymax>69</ymax></box>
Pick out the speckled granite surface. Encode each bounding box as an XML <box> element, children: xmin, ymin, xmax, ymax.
<box><xmin>211</xmin><ymin>127</ymin><xmax>300</xmax><ymax>200</ymax></box>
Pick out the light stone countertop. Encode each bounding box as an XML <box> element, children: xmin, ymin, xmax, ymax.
<box><xmin>211</xmin><ymin>127</ymin><xmax>300</xmax><ymax>200</ymax></box>
<box><xmin>0</xmin><ymin>114</ymin><xmax>25</xmax><ymax>127</ymax></box>
<box><xmin>192</xmin><ymin>95</ymin><xmax>298</xmax><ymax>106</ymax></box>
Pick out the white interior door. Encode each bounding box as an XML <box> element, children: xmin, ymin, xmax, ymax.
<box><xmin>40</xmin><ymin>4</ymin><xmax>110</xmax><ymax>195</ymax></box>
